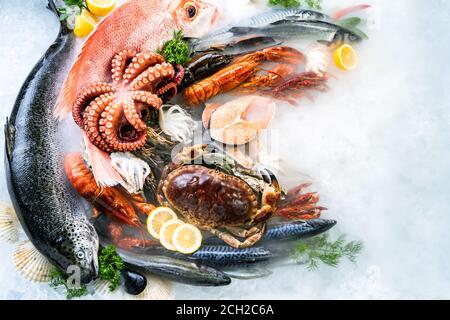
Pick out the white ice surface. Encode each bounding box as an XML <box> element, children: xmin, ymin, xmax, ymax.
<box><xmin>0</xmin><ymin>0</ymin><xmax>449</xmax><ymax>299</ymax></box>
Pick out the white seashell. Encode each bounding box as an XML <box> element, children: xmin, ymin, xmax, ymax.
<box><xmin>92</xmin><ymin>279</ymin><xmax>116</xmax><ymax>298</ymax></box>
<box><xmin>159</xmin><ymin>105</ymin><xmax>196</xmax><ymax>143</ymax></box>
<box><xmin>0</xmin><ymin>202</ymin><xmax>19</xmax><ymax>243</ymax></box>
<box><xmin>110</xmin><ymin>152</ymin><xmax>151</xmax><ymax>194</ymax></box>
<box><xmin>305</xmin><ymin>44</ymin><xmax>329</xmax><ymax>75</ymax></box>
<box><xmin>13</xmin><ymin>240</ymin><xmax>54</xmax><ymax>282</ymax></box>
<box><xmin>127</xmin><ymin>274</ymin><xmax>174</xmax><ymax>300</ymax></box>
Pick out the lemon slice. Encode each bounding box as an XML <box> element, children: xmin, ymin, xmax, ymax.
<box><xmin>172</xmin><ymin>224</ymin><xmax>203</xmax><ymax>254</ymax></box>
<box><xmin>160</xmin><ymin>220</ymin><xmax>185</xmax><ymax>251</ymax></box>
<box><xmin>333</xmin><ymin>44</ymin><xmax>357</xmax><ymax>71</ymax></box>
<box><xmin>86</xmin><ymin>0</ymin><xmax>116</xmax><ymax>17</ymax></box>
<box><xmin>74</xmin><ymin>9</ymin><xmax>97</xmax><ymax>37</ymax></box>
<box><xmin>146</xmin><ymin>207</ymin><xmax>177</xmax><ymax>239</ymax></box>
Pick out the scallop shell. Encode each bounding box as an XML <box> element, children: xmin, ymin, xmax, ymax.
<box><xmin>127</xmin><ymin>274</ymin><xmax>174</xmax><ymax>300</ymax></box>
<box><xmin>92</xmin><ymin>279</ymin><xmax>116</xmax><ymax>298</ymax></box>
<box><xmin>210</xmin><ymin>96</ymin><xmax>276</xmax><ymax>145</ymax></box>
<box><xmin>13</xmin><ymin>240</ymin><xmax>53</xmax><ymax>282</ymax></box>
<box><xmin>0</xmin><ymin>202</ymin><xmax>19</xmax><ymax>243</ymax></box>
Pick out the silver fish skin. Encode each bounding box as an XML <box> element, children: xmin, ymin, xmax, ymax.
<box><xmin>203</xmin><ymin>219</ymin><xmax>336</xmax><ymax>245</ymax></box>
<box><xmin>262</xmin><ymin>219</ymin><xmax>337</xmax><ymax>242</ymax></box>
<box><xmin>117</xmin><ymin>249</ymin><xmax>231</xmax><ymax>287</ymax></box>
<box><xmin>4</xmin><ymin>1</ymin><xmax>99</xmax><ymax>283</ymax></box>
<box><xmin>138</xmin><ymin>245</ymin><xmax>275</xmax><ymax>267</ymax></box>
<box><xmin>210</xmin><ymin>9</ymin><xmax>331</xmax><ymax>36</ymax></box>
<box><xmin>229</xmin><ymin>20</ymin><xmax>362</xmax><ymax>44</ymax></box>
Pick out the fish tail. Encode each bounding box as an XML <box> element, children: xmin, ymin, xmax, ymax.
<box><xmin>83</xmin><ymin>133</ymin><xmax>126</xmax><ymax>188</ymax></box>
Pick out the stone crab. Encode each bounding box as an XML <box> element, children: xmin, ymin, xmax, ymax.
<box><xmin>157</xmin><ymin>145</ymin><xmax>282</xmax><ymax>248</ymax></box>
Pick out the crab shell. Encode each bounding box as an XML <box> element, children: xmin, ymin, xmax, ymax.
<box><xmin>161</xmin><ymin>165</ymin><xmax>279</xmax><ymax>229</ymax></box>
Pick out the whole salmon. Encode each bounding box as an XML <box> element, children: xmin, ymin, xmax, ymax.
<box><xmin>55</xmin><ymin>0</ymin><xmax>219</xmax><ymax>119</ymax></box>
<box><xmin>5</xmin><ymin>1</ymin><xmax>99</xmax><ymax>283</ymax></box>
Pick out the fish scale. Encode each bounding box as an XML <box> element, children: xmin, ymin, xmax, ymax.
<box><xmin>5</xmin><ymin>1</ymin><xmax>99</xmax><ymax>283</ymax></box>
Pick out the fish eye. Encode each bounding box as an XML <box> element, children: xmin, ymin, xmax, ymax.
<box><xmin>185</xmin><ymin>2</ymin><xmax>198</xmax><ymax>20</ymax></box>
<box><xmin>76</xmin><ymin>251</ymin><xmax>85</xmax><ymax>259</ymax></box>
<box><xmin>349</xmin><ymin>34</ymin><xmax>358</xmax><ymax>41</ymax></box>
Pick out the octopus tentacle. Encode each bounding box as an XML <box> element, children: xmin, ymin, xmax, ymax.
<box><xmin>130</xmin><ymin>91</ymin><xmax>163</xmax><ymax>109</ymax></box>
<box><xmin>173</xmin><ymin>64</ymin><xmax>186</xmax><ymax>85</ymax></box>
<box><xmin>129</xmin><ymin>62</ymin><xmax>175</xmax><ymax>92</ymax></box>
<box><xmin>123</xmin><ymin>100</ymin><xmax>147</xmax><ymax>132</ymax></box>
<box><xmin>100</xmin><ymin>102</ymin><xmax>148</xmax><ymax>152</ymax></box>
<box><xmin>156</xmin><ymin>82</ymin><xmax>178</xmax><ymax>99</ymax></box>
<box><xmin>111</xmin><ymin>50</ymin><xmax>138</xmax><ymax>84</ymax></box>
<box><xmin>73</xmin><ymin>82</ymin><xmax>115</xmax><ymax>127</ymax></box>
<box><xmin>73</xmin><ymin>50</ymin><xmax>178</xmax><ymax>155</ymax></box>
<box><xmin>83</xmin><ymin>93</ymin><xmax>116</xmax><ymax>152</ymax></box>
<box><xmin>124</xmin><ymin>92</ymin><xmax>163</xmax><ymax>131</ymax></box>
<box><xmin>123</xmin><ymin>52</ymin><xmax>165</xmax><ymax>85</ymax></box>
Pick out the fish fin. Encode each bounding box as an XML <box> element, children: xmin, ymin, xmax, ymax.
<box><xmin>83</xmin><ymin>133</ymin><xmax>126</xmax><ymax>188</ymax></box>
<box><xmin>317</xmin><ymin>40</ymin><xmax>333</xmax><ymax>46</ymax></box>
<box><xmin>54</xmin><ymin>0</ymin><xmax>133</xmax><ymax>120</ymax></box>
<box><xmin>13</xmin><ymin>240</ymin><xmax>54</xmax><ymax>282</ymax></box>
<box><xmin>224</xmin><ymin>267</ymin><xmax>273</xmax><ymax>280</ymax></box>
<box><xmin>332</xmin><ymin>4</ymin><xmax>371</xmax><ymax>20</ymax></box>
<box><xmin>4</xmin><ymin>118</ymin><xmax>15</xmax><ymax>164</ymax></box>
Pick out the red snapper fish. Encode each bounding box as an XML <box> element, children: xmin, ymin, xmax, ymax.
<box><xmin>55</xmin><ymin>0</ymin><xmax>219</xmax><ymax>186</ymax></box>
<box><xmin>56</xmin><ymin>0</ymin><xmax>218</xmax><ymax>119</ymax></box>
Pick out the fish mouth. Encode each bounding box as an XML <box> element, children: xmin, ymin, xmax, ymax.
<box><xmin>80</xmin><ymin>260</ymin><xmax>98</xmax><ymax>284</ymax></box>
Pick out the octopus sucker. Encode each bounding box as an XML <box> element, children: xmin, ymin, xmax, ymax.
<box><xmin>73</xmin><ymin>82</ymin><xmax>114</xmax><ymax>127</ymax></box>
<box><xmin>72</xmin><ymin>50</ymin><xmax>175</xmax><ymax>153</ymax></box>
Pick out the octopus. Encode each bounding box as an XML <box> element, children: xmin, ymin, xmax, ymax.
<box><xmin>72</xmin><ymin>50</ymin><xmax>184</xmax><ymax>153</ymax></box>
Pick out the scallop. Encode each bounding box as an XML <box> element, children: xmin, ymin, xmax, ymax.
<box><xmin>0</xmin><ymin>202</ymin><xmax>19</xmax><ymax>243</ymax></box>
<box><xmin>13</xmin><ymin>240</ymin><xmax>53</xmax><ymax>282</ymax></box>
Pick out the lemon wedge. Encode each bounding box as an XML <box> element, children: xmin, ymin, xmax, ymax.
<box><xmin>172</xmin><ymin>224</ymin><xmax>203</xmax><ymax>254</ymax></box>
<box><xmin>160</xmin><ymin>220</ymin><xmax>185</xmax><ymax>251</ymax></box>
<box><xmin>73</xmin><ymin>9</ymin><xmax>97</xmax><ymax>37</ymax></box>
<box><xmin>333</xmin><ymin>44</ymin><xmax>357</xmax><ymax>71</ymax></box>
<box><xmin>146</xmin><ymin>207</ymin><xmax>177</xmax><ymax>239</ymax></box>
<box><xmin>86</xmin><ymin>0</ymin><xmax>116</xmax><ymax>17</ymax></box>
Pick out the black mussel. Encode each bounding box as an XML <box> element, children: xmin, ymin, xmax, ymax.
<box><xmin>121</xmin><ymin>269</ymin><xmax>147</xmax><ymax>295</ymax></box>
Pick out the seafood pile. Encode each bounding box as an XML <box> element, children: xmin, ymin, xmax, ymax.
<box><xmin>3</xmin><ymin>0</ymin><xmax>369</xmax><ymax>299</ymax></box>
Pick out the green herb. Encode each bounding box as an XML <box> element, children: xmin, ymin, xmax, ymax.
<box><xmin>56</xmin><ymin>0</ymin><xmax>86</xmax><ymax>22</ymax></box>
<box><xmin>63</xmin><ymin>0</ymin><xmax>85</xmax><ymax>6</ymax></box>
<box><xmin>292</xmin><ymin>234</ymin><xmax>363</xmax><ymax>271</ymax></box>
<box><xmin>49</xmin><ymin>269</ymin><xmax>88</xmax><ymax>300</ymax></box>
<box><xmin>268</xmin><ymin>0</ymin><xmax>321</xmax><ymax>9</ymax></box>
<box><xmin>158</xmin><ymin>30</ymin><xmax>190</xmax><ymax>66</ymax></box>
<box><xmin>98</xmin><ymin>245</ymin><xmax>125</xmax><ymax>291</ymax></box>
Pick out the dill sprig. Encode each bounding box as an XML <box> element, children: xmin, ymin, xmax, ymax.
<box><xmin>268</xmin><ymin>0</ymin><xmax>322</xmax><ymax>10</ymax></box>
<box><xmin>292</xmin><ymin>234</ymin><xmax>363</xmax><ymax>271</ymax></box>
<box><xmin>49</xmin><ymin>268</ymin><xmax>88</xmax><ymax>300</ymax></box>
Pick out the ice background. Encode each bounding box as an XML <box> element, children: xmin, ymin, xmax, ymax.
<box><xmin>0</xmin><ymin>0</ymin><xmax>449</xmax><ymax>299</ymax></box>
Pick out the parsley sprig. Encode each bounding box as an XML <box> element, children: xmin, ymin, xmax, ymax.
<box><xmin>98</xmin><ymin>245</ymin><xmax>125</xmax><ymax>291</ymax></box>
<box><xmin>158</xmin><ymin>30</ymin><xmax>190</xmax><ymax>66</ymax></box>
<box><xmin>49</xmin><ymin>269</ymin><xmax>88</xmax><ymax>300</ymax></box>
